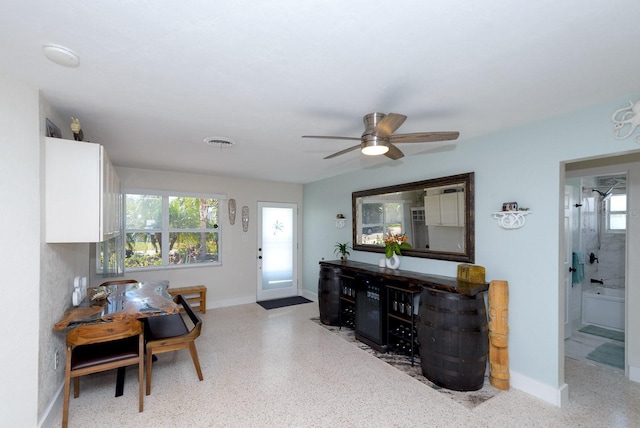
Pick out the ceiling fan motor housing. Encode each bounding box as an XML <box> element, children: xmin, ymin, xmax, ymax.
<box><xmin>362</xmin><ymin>112</ymin><xmax>387</xmax><ymax>135</ymax></box>
<box><xmin>361</xmin><ymin>113</ymin><xmax>390</xmax><ymax>152</ymax></box>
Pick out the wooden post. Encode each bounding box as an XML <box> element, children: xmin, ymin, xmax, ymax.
<box><xmin>488</xmin><ymin>280</ymin><xmax>510</xmax><ymax>390</ymax></box>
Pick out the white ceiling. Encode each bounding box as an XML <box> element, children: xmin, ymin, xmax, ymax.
<box><xmin>2</xmin><ymin>1</ymin><xmax>640</xmax><ymax>184</ymax></box>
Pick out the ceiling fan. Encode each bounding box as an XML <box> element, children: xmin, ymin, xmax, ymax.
<box><xmin>303</xmin><ymin>112</ymin><xmax>459</xmax><ymax>160</ymax></box>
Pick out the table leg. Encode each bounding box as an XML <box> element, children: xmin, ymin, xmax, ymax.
<box><xmin>115</xmin><ymin>367</ymin><xmax>125</xmax><ymax>397</ymax></box>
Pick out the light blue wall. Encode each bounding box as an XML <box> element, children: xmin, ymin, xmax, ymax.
<box><xmin>303</xmin><ymin>93</ymin><xmax>640</xmax><ymax>400</ymax></box>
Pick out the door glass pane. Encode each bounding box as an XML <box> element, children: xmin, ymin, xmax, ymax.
<box><xmin>261</xmin><ymin>207</ymin><xmax>293</xmax><ymax>291</ymax></box>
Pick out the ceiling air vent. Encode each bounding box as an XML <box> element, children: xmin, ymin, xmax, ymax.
<box><xmin>204</xmin><ymin>137</ymin><xmax>236</xmax><ymax>148</ymax></box>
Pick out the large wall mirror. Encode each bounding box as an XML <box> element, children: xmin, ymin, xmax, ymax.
<box><xmin>352</xmin><ymin>172</ymin><xmax>474</xmax><ymax>263</ymax></box>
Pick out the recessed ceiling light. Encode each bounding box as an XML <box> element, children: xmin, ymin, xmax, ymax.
<box><xmin>43</xmin><ymin>44</ymin><xmax>80</xmax><ymax>68</ymax></box>
<box><xmin>204</xmin><ymin>137</ymin><xmax>236</xmax><ymax>148</ymax></box>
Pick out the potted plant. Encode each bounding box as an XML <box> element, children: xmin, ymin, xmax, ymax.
<box><xmin>334</xmin><ymin>242</ymin><xmax>351</xmax><ymax>262</ymax></box>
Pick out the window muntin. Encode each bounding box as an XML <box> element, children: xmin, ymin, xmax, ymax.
<box><xmin>125</xmin><ymin>192</ymin><xmax>221</xmax><ymax>269</ymax></box>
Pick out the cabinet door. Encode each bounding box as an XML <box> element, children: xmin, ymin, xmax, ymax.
<box><xmin>46</xmin><ymin>138</ymin><xmax>102</xmax><ymax>242</ymax></box>
<box><xmin>425</xmin><ymin>193</ymin><xmax>459</xmax><ymax>226</ymax></box>
<box><xmin>101</xmin><ymin>150</ymin><xmax>121</xmax><ymax>239</ymax></box>
<box><xmin>439</xmin><ymin>193</ymin><xmax>459</xmax><ymax>226</ymax></box>
<box><xmin>46</xmin><ymin>138</ymin><xmax>120</xmax><ymax>243</ymax></box>
<box><xmin>424</xmin><ymin>194</ymin><xmax>441</xmax><ymax>225</ymax></box>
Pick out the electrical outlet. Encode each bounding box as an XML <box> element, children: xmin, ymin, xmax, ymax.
<box><xmin>54</xmin><ymin>350</ymin><xmax>59</xmax><ymax>370</ymax></box>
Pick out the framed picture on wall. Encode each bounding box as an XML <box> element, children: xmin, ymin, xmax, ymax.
<box><xmin>46</xmin><ymin>118</ymin><xmax>61</xmax><ymax>138</ymax></box>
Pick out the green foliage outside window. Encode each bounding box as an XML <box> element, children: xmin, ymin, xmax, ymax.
<box><xmin>125</xmin><ymin>193</ymin><xmax>220</xmax><ymax>269</ymax></box>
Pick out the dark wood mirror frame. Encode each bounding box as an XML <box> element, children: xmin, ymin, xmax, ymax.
<box><xmin>352</xmin><ymin>172</ymin><xmax>474</xmax><ymax>263</ymax></box>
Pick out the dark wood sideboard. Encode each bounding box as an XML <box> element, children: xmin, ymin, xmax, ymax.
<box><xmin>318</xmin><ymin>260</ymin><xmax>490</xmax><ymax>391</ymax></box>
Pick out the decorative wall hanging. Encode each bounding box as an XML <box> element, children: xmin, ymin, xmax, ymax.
<box><xmin>228</xmin><ymin>199</ymin><xmax>236</xmax><ymax>225</ymax></box>
<box><xmin>242</xmin><ymin>206</ymin><xmax>249</xmax><ymax>232</ymax></box>
<box><xmin>335</xmin><ymin>214</ymin><xmax>346</xmax><ymax>229</ymax></box>
<box><xmin>492</xmin><ymin>210</ymin><xmax>531</xmax><ymax>229</ymax></box>
<box><xmin>493</xmin><ymin>202</ymin><xmax>531</xmax><ymax>229</ymax></box>
<box><xmin>612</xmin><ymin>99</ymin><xmax>640</xmax><ymax>143</ymax></box>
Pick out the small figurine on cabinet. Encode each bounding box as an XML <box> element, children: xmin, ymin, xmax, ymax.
<box><xmin>70</xmin><ymin>117</ymin><xmax>84</xmax><ymax>141</ymax></box>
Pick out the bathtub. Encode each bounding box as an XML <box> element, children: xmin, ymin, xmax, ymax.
<box><xmin>582</xmin><ymin>287</ymin><xmax>625</xmax><ymax>331</ymax></box>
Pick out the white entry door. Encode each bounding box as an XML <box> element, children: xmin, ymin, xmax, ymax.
<box><xmin>257</xmin><ymin>202</ymin><xmax>298</xmax><ymax>301</ymax></box>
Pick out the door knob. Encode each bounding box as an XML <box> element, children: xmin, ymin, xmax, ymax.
<box><xmin>569</xmin><ymin>267</ymin><xmax>576</xmax><ymax>273</ymax></box>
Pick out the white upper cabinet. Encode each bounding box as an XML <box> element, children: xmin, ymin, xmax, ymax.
<box><xmin>424</xmin><ymin>188</ymin><xmax>464</xmax><ymax>227</ymax></box>
<box><xmin>45</xmin><ymin>137</ymin><xmax>121</xmax><ymax>243</ymax></box>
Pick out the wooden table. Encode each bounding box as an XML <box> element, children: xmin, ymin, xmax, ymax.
<box><xmin>53</xmin><ymin>281</ymin><xmax>180</xmax><ymax>331</ymax></box>
<box><xmin>53</xmin><ymin>281</ymin><xmax>180</xmax><ymax>396</ymax></box>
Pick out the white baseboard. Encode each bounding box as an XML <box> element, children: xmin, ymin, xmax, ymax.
<box><xmin>301</xmin><ymin>289</ymin><xmax>317</xmax><ymax>301</ymax></box>
<box><xmin>208</xmin><ymin>295</ymin><xmax>256</xmax><ymax>309</ymax></box>
<box><xmin>510</xmin><ymin>370</ymin><xmax>567</xmax><ymax>407</ymax></box>
<box><xmin>38</xmin><ymin>382</ymin><xmax>63</xmax><ymax>428</ymax></box>
<box><xmin>629</xmin><ymin>364</ymin><xmax>640</xmax><ymax>383</ymax></box>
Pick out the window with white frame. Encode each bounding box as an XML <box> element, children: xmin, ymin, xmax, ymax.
<box><xmin>606</xmin><ymin>193</ymin><xmax>627</xmax><ymax>232</ymax></box>
<box><xmin>124</xmin><ymin>191</ymin><xmax>222</xmax><ymax>269</ymax></box>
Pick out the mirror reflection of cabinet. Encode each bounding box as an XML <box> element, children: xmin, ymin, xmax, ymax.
<box><xmin>424</xmin><ymin>188</ymin><xmax>464</xmax><ymax>227</ymax></box>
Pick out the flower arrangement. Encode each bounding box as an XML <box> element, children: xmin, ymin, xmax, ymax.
<box><xmin>384</xmin><ymin>233</ymin><xmax>411</xmax><ymax>258</ymax></box>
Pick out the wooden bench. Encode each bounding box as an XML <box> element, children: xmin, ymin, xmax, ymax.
<box><xmin>167</xmin><ymin>285</ymin><xmax>207</xmax><ymax>314</ymax></box>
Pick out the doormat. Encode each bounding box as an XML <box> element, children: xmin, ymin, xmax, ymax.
<box><xmin>257</xmin><ymin>296</ymin><xmax>312</xmax><ymax>310</ymax></box>
<box><xmin>310</xmin><ymin>317</ymin><xmax>501</xmax><ymax>409</ymax></box>
<box><xmin>586</xmin><ymin>342</ymin><xmax>624</xmax><ymax>369</ymax></box>
<box><xmin>579</xmin><ymin>325</ymin><xmax>624</xmax><ymax>342</ymax></box>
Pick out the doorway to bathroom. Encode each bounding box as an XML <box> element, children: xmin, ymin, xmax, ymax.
<box><xmin>564</xmin><ymin>167</ymin><xmax>627</xmax><ymax>373</ymax></box>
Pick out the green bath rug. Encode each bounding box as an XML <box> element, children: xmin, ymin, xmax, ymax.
<box><xmin>586</xmin><ymin>342</ymin><xmax>624</xmax><ymax>369</ymax></box>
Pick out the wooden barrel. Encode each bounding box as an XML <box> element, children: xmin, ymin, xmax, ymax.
<box><xmin>418</xmin><ymin>287</ymin><xmax>488</xmax><ymax>391</ymax></box>
<box><xmin>318</xmin><ymin>266</ymin><xmax>341</xmax><ymax>325</ymax></box>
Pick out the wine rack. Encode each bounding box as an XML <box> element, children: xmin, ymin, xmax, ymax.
<box><xmin>387</xmin><ymin>283</ymin><xmax>420</xmax><ymax>365</ymax></box>
<box><xmin>339</xmin><ymin>274</ymin><xmax>356</xmax><ymax>329</ymax></box>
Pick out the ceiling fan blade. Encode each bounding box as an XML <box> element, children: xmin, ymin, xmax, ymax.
<box><xmin>390</xmin><ymin>131</ymin><xmax>459</xmax><ymax>144</ymax></box>
<box><xmin>373</xmin><ymin>113</ymin><xmax>407</xmax><ymax>138</ymax></box>
<box><xmin>324</xmin><ymin>144</ymin><xmax>361</xmax><ymax>159</ymax></box>
<box><xmin>302</xmin><ymin>135</ymin><xmax>361</xmax><ymax>141</ymax></box>
<box><xmin>384</xmin><ymin>144</ymin><xmax>404</xmax><ymax>160</ymax></box>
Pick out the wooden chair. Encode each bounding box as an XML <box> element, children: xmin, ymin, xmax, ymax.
<box><xmin>62</xmin><ymin>319</ymin><xmax>144</xmax><ymax>428</ymax></box>
<box><xmin>144</xmin><ymin>294</ymin><xmax>203</xmax><ymax>395</ymax></box>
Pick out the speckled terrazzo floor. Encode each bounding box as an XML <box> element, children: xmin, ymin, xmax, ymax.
<box><xmin>310</xmin><ymin>317</ymin><xmax>500</xmax><ymax>409</ymax></box>
<box><xmin>52</xmin><ymin>301</ymin><xmax>640</xmax><ymax>427</ymax></box>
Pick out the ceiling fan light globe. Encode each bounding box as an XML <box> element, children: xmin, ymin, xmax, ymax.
<box><xmin>361</xmin><ymin>145</ymin><xmax>389</xmax><ymax>156</ymax></box>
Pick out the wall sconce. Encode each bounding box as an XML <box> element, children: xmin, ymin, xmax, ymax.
<box><xmin>228</xmin><ymin>199</ymin><xmax>236</xmax><ymax>225</ymax></box>
<box><xmin>335</xmin><ymin>214</ymin><xmax>346</xmax><ymax>229</ymax></box>
<box><xmin>242</xmin><ymin>206</ymin><xmax>249</xmax><ymax>232</ymax></box>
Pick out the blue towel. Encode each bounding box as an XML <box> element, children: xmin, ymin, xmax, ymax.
<box><xmin>572</xmin><ymin>251</ymin><xmax>585</xmax><ymax>284</ymax></box>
